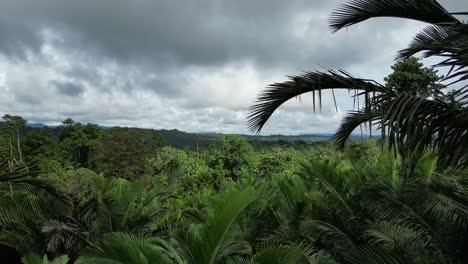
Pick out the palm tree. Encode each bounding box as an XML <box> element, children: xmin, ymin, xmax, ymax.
<box><xmin>75</xmin><ymin>186</ymin><xmax>339</xmax><ymax>264</ymax></box>
<box><xmin>39</xmin><ymin>175</ymin><xmax>169</xmax><ymax>261</ymax></box>
<box><xmin>247</xmin><ymin>0</ymin><xmax>468</xmax><ymax>168</ymax></box>
<box><xmin>75</xmin><ymin>232</ymin><xmax>172</xmax><ymax>264</ymax></box>
<box><xmin>0</xmin><ymin>158</ymin><xmax>68</xmax><ymax>225</ymax></box>
<box><xmin>296</xmin><ymin>149</ymin><xmax>468</xmax><ymax>263</ymax></box>
<box><xmin>76</xmin><ymin>187</ymin><xmax>261</xmax><ymax>264</ymax></box>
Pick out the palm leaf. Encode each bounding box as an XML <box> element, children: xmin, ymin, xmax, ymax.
<box><xmin>178</xmin><ymin>187</ymin><xmax>260</xmax><ymax>264</ymax></box>
<box><xmin>247</xmin><ymin>70</ymin><xmax>384</xmax><ymax>134</ymax></box>
<box><xmin>77</xmin><ymin>232</ymin><xmax>172</xmax><ymax>264</ymax></box>
<box><xmin>334</xmin><ymin>110</ymin><xmax>380</xmax><ymax>149</ymax></box>
<box><xmin>248</xmin><ymin>0</ymin><xmax>468</xmax><ymax>168</ymax></box>
<box><xmin>0</xmin><ymin>159</ymin><xmax>69</xmax><ymax>225</ymax></box>
<box><xmin>330</xmin><ymin>0</ymin><xmax>460</xmax><ymax>33</ymax></box>
<box><xmin>345</xmin><ymin>244</ymin><xmax>403</xmax><ymax>264</ymax></box>
<box><xmin>398</xmin><ymin>24</ymin><xmax>468</xmax><ymax>85</ymax></box>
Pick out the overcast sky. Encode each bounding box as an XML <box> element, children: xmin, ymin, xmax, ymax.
<box><xmin>0</xmin><ymin>0</ymin><xmax>466</xmax><ymax>134</ymax></box>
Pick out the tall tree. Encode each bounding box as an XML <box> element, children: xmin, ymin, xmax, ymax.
<box><xmin>23</xmin><ymin>129</ymin><xmax>58</xmax><ymax>159</ymax></box>
<box><xmin>23</xmin><ymin>128</ymin><xmax>60</xmax><ymax>171</ymax></box>
<box><xmin>248</xmin><ymin>0</ymin><xmax>468</xmax><ymax>168</ymax></box>
<box><xmin>58</xmin><ymin>119</ymin><xmax>102</xmax><ymax>168</ymax></box>
<box><xmin>205</xmin><ymin>135</ymin><xmax>257</xmax><ymax>181</ymax></box>
<box><xmin>384</xmin><ymin>57</ymin><xmax>445</xmax><ymax>98</ymax></box>
<box><xmin>100</xmin><ymin>128</ymin><xmax>164</xmax><ymax>179</ymax></box>
<box><xmin>2</xmin><ymin>115</ymin><xmax>27</xmax><ymax>161</ymax></box>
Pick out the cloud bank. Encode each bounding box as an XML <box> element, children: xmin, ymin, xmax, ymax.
<box><xmin>0</xmin><ymin>0</ymin><xmax>465</xmax><ymax>134</ymax></box>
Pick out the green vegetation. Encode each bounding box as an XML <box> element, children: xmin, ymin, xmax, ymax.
<box><xmin>0</xmin><ymin>0</ymin><xmax>467</xmax><ymax>263</ymax></box>
<box><xmin>1</xmin><ymin>132</ymin><xmax>468</xmax><ymax>263</ymax></box>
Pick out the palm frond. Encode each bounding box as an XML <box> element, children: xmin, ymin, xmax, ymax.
<box><xmin>364</xmin><ymin>220</ymin><xmax>446</xmax><ymax>262</ymax></box>
<box><xmin>252</xmin><ymin>243</ymin><xmax>315</xmax><ymax>264</ymax></box>
<box><xmin>334</xmin><ymin>110</ymin><xmax>380</xmax><ymax>149</ymax></box>
<box><xmin>300</xmin><ymin>219</ymin><xmax>356</xmax><ymax>254</ymax></box>
<box><xmin>345</xmin><ymin>244</ymin><xmax>403</xmax><ymax>264</ymax></box>
<box><xmin>330</xmin><ymin>0</ymin><xmax>460</xmax><ymax>33</ymax></box>
<box><xmin>377</xmin><ymin>94</ymin><xmax>468</xmax><ymax>168</ymax></box>
<box><xmin>299</xmin><ymin>161</ymin><xmax>356</xmax><ymax>215</ymax></box>
<box><xmin>0</xmin><ymin>159</ymin><xmax>69</xmax><ymax>225</ymax></box>
<box><xmin>77</xmin><ymin>232</ymin><xmax>172</xmax><ymax>264</ymax></box>
<box><xmin>398</xmin><ymin>24</ymin><xmax>468</xmax><ymax>85</ymax></box>
<box><xmin>178</xmin><ymin>187</ymin><xmax>260</xmax><ymax>264</ymax></box>
<box><xmin>247</xmin><ymin>70</ymin><xmax>384</xmax><ymax>134</ymax></box>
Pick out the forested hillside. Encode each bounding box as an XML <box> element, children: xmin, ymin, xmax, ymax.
<box><xmin>2</xmin><ymin>120</ymin><xmax>468</xmax><ymax>263</ymax></box>
<box><xmin>9</xmin><ymin>123</ymin><xmax>331</xmax><ymax>150</ymax></box>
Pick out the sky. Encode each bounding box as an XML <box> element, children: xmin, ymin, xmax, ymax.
<box><xmin>0</xmin><ymin>0</ymin><xmax>466</xmax><ymax>135</ymax></box>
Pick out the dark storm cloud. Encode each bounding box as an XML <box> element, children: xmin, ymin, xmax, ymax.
<box><xmin>0</xmin><ymin>14</ymin><xmax>42</xmax><ymax>59</ymax></box>
<box><xmin>0</xmin><ymin>0</ymin><xmax>465</xmax><ymax>69</ymax></box>
<box><xmin>0</xmin><ymin>0</ymin><xmax>355</xmax><ymax>68</ymax></box>
<box><xmin>51</xmin><ymin>80</ymin><xmax>84</xmax><ymax>96</ymax></box>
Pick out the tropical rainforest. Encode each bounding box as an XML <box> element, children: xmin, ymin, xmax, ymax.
<box><xmin>1</xmin><ymin>0</ymin><xmax>468</xmax><ymax>263</ymax></box>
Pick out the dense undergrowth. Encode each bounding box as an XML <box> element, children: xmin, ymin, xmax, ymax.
<box><xmin>1</xmin><ymin>136</ymin><xmax>468</xmax><ymax>263</ymax></box>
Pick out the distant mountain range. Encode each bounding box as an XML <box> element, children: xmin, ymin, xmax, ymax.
<box><xmin>27</xmin><ymin>123</ymin><xmax>49</xmax><ymax>128</ymax></box>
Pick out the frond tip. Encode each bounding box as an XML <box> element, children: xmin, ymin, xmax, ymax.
<box><xmin>330</xmin><ymin>0</ymin><xmax>459</xmax><ymax>33</ymax></box>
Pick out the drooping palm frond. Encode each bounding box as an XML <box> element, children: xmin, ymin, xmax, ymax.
<box><xmin>247</xmin><ymin>70</ymin><xmax>385</xmax><ymax>134</ymax></box>
<box><xmin>41</xmin><ymin>218</ymin><xmax>94</xmax><ymax>258</ymax></box>
<box><xmin>398</xmin><ymin>24</ymin><xmax>468</xmax><ymax>86</ymax></box>
<box><xmin>420</xmin><ymin>175</ymin><xmax>468</xmax><ymax>231</ymax></box>
<box><xmin>375</xmin><ymin>93</ymin><xmax>468</xmax><ymax>167</ymax></box>
<box><xmin>363</xmin><ymin>220</ymin><xmax>448</xmax><ymax>263</ymax></box>
<box><xmin>148</xmin><ymin>236</ymin><xmax>187</xmax><ymax>264</ymax></box>
<box><xmin>345</xmin><ymin>244</ymin><xmax>404</xmax><ymax>264</ymax></box>
<box><xmin>362</xmin><ymin>183</ymin><xmax>455</xmax><ymax>262</ymax></box>
<box><xmin>0</xmin><ymin>158</ymin><xmax>69</xmax><ymax>225</ymax></box>
<box><xmin>398</xmin><ymin>25</ymin><xmax>458</xmax><ymax>59</ymax></box>
<box><xmin>334</xmin><ymin>91</ymin><xmax>468</xmax><ymax>168</ymax></box>
<box><xmin>248</xmin><ymin>0</ymin><xmax>468</xmax><ymax>168</ymax></box>
<box><xmin>300</xmin><ymin>219</ymin><xmax>357</xmax><ymax>255</ymax></box>
<box><xmin>76</xmin><ymin>232</ymin><xmax>172</xmax><ymax>264</ymax></box>
<box><xmin>330</xmin><ymin>0</ymin><xmax>460</xmax><ymax>33</ymax></box>
<box><xmin>334</xmin><ymin>110</ymin><xmax>380</xmax><ymax>149</ymax></box>
<box><xmin>330</xmin><ymin>0</ymin><xmax>468</xmax><ymax>92</ymax></box>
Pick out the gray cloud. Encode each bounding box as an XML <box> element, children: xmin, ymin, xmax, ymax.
<box><xmin>0</xmin><ymin>0</ymin><xmax>466</xmax><ymax>134</ymax></box>
<box><xmin>0</xmin><ymin>0</ymin><xmax>419</xmax><ymax>69</ymax></box>
<box><xmin>1</xmin><ymin>0</ymin><xmax>325</xmax><ymax>66</ymax></box>
<box><xmin>51</xmin><ymin>80</ymin><xmax>84</xmax><ymax>97</ymax></box>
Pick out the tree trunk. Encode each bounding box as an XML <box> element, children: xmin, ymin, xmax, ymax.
<box><xmin>16</xmin><ymin>129</ymin><xmax>22</xmax><ymax>162</ymax></box>
<box><xmin>9</xmin><ymin>138</ymin><xmax>13</xmax><ymax>158</ymax></box>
